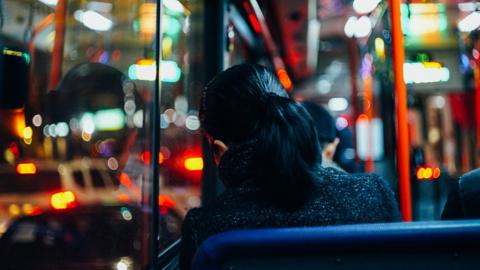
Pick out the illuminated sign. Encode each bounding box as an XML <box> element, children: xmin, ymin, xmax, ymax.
<box><xmin>403</xmin><ymin>62</ymin><xmax>450</xmax><ymax>84</ymax></box>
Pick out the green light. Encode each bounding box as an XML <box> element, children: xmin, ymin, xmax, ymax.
<box><xmin>94</xmin><ymin>108</ymin><xmax>125</xmax><ymax>131</ymax></box>
<box><xmin>162</xmin><ymin>16</ymin><xmax>181</xmax><ymax>36</ymax></box>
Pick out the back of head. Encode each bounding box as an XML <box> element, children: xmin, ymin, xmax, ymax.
<box><xmin>201</xmin><ymin>64</ymin><xmax>321</xmax><ymax>208</ymax></box>
<box><xmin>302</xmin><ymin>101</ymin><xmax>336</xmax><ymax>146</ymax></box>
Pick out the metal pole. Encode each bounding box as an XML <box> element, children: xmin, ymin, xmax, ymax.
<box><xmin>48</xmin><ymin>0</ymin><xmax>66</xmax><ymax>90</ymax></box>
<box><xmin>149</xmin><ymin>0</ymin><xmax>162</xmax><ymax>268</ymax></box>
<box><xmin>388</xmin><ymin>0</ymin><xmax>412</xmax><ymax>221</ymax></box>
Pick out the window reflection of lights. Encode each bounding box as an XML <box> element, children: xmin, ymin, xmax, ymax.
<box><xmin>160</xmin><ymin>114</ymin><xmax>169</xmax><ymax>129</ymax></box>
<box><xmin>32</xmin><ymin>114</ymin><xmax>42</xmax><ymax>127</ymax></box>
<box><xmin>174</xmin><ymin>111</ymin><xmax>186</xmax><ymax>127</ymax></box>
<box><xmin>328</xmin><ymin>98</ymin><xmax>349</xmax><ymax>112</ymax></box>
<box><xmin>107</xmin><ymin>157</ymin><xmax>119</xmax><ymax>170</ymax></box>
<box><xmin>403</xmin><ymin>62</ymin><xmax>450</xmax><ymax>84</ymax></box>
<box><xmin>48</xmin><ymin>124</ymin><xmax>57</xmax><ymax>137</ymax></box>
<box><xmin>80</xmin><ymin>113</ymin><xmax>95</xmax><ymax>134</ymax></box>
<box><xmin>163</xmin><ymin>0</ymin><xmax>185</xmax><ymax>13</ymax></box>
<box><xmin>74</xmin><ymin>10</ymin><xmax>113</xmax><ymax>32</ymax></box>
<box><xmin>55</xmin><ymin>122</ymin><xmax>69</xmax><ymax>137</ymax></box>
<box><xmin>353</xmin><ymin>0</ymin><xmax>381</xmax><ymax>14</ymax></box>
<box><xmin>316</xmin><ymin>79</ymin><xmax>332</xmax><ymax>94</ymax></box>
<box><xmin>185</xmin><ymin>115</ymin><xmax>200</xmax><ymax>131</ymax></box>
<box><xmin>174</xmin><ymin>95</ymin><xmax>188</xmax><ymax>113</ymax></box>
<box><xmin>458</xmin><ymin>12</ymin><xmax>480</xmax><ymax>33</ymax></box>
<box><xmin>432</xmin><ymin>96</ymin><xmax>446</xmax><ymax>109</ymax></box>
<box><xmin>336</xmin><ymin>117</ymin><xmax>349</xmax><ymax>130</ymax></box>
<box><xmin>164</xmin><ymin>108</ymin><xmax>177</xmax><ymax>123</ymax></box>
<box><xmin>133</xmin><ymin>110</ymin><xmax>144</xmax><ymax>128</ymax></box>
<box><xmin>344</xmin><ymin>16</ymin><xmax>372</xmax><ymax>38</ymax></box>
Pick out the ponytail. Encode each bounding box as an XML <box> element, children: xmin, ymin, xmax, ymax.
<box><xmin>254</xmin><ymin>95</ymin><xmax>321</xmax><ymax>208</ymax></box>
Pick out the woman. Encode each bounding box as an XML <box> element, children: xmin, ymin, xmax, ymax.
<box><xmin>180</xmin><ymin>64</ymin><xmax>400</xmax><ymax>269</ymax></box>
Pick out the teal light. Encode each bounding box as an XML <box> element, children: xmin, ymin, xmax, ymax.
<box><xmin>127</xmin><ymin>60</ymin><xmax>182</xmax><ymax>83</ymax></box>
<box><xmin>94</xmin><ymin>108</ymin><xmax>125</xmax><ymax>131</ymax></box>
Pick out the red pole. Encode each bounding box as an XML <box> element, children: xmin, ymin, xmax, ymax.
<box><xmin>49</xmin><ymin>0</ymin><xmax>67</xmax><ymax>90</ymax></box>
<box><xmin>388</xmin><ymin>0</ymin><xmax>412</xmax><ymax>221</ymax></box>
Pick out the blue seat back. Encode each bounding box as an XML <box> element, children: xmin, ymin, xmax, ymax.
<box><xmin>192</xmin><ymin>220</ymin><xmax>480</xmax><ymax>270</ymax></box>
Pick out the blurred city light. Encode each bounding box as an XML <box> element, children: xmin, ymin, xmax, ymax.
<box><xmin>50</xmin><ymin>191</ymin><xmax>77</xmax><ymax>209</ymax></box>
<box><xmin>458</xmin><ymin>2</ymin><xmax>480</xmax><ymax>12</ymax></box>
<box><xmin>400</xmin><ymin>3</ymin><xmax>447</xmax><ymax>36</ymax></box>
<box><xmin>16</xmin><ymin>163</ymin><xmax>37</xmax><ymax>175</ymax></box>
<box><xmin>80</xmin><ymin>113</ymin><xmax>95</xmax><ymax>134</ymax></box>
<box><xmin>163</xmin><ymin>0</ymin><xmax>185</xmax><ymax>13</ymax></box>
<box><xmin>94</xmin><ymin>109</ymin><xmax>125</xmax><ymax>131</ymax></box>
<box><xmin>55</xmin><ymin>122</ymin><xmax>69</xmax><ymax>137</ymax></box>
<box><xmin>353</xmin><ymin>0</ymin><xmax>381</xmax><ymax>14</ymax></box>
<box><xmin>32</xmin><ymin>114</ymin><xmax>42</xmax><ymax>127</ymax></box>
<box><xmin>403</xmin><ymin>62</ymin><xmax>450</xmax><ymax>84</ymax></box>
<box><xmin>185</xmin><ymin>115</ymin><xmax>200</xmax><ymax>131</ymax></box>
<box><xmin>328</xmin><ymin>98</ymin><xmax>349</xmax><ymax>111</ymax></box>
<box><xmin>74</xmin><ymin>10</ymin><xmax>113</xmax><ymax>32</ymax></box>
<box><xmin>458</xmin><ymin>12</ymin><xmax>480</xmax><ymax>33</ymax></box>
<box><xmin>184</xmin><ymin>157</ymin><xmax>203</xmax><ymax>171</ymax></box>
<box><xmin>128</xmin><ymin>60</ymin><xmax>182</xmax><ymax>82</ymax></box>
<box><xmin>374</xmin><ymin>38</ymin><xmax>385</xmax><ymax>61</ymax></box>
<box><xmin>416</xmin><ymin>166</ymin><xmax>441</xmax><ymax>180</ymax></box>
<box><xmin>344</xmin><ymin>16</ymin><xmax>372</xmax><ymax>38</ymax></box>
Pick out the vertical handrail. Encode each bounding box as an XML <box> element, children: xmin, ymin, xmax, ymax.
<box><xmin>388</xmin><ymin>0</ymin><xmax>412</xmax><ymax>221</ymax></box>
<box><xmin>48</xmin><ymin>0</ymin><xmax>66</xmax><ymax>90</ymax></box>
<box><xmin>150</xmin><ymin>0</ymin><xmax>162</xmax><ymax>268</ymax></box>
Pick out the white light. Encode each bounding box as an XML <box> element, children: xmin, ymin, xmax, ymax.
<box><xmin>163</xmin><ymin>109</ymin><xmax>177</xmax><ymax>123</ymax></box>
<box><xmin>354</xmin><ymin>16</ymin><xmax>372</xmax><ymax>38</ymax></box>
<box><xmin>174</xmin><ymin>95</ymin><xmax>188</xmax><ymax>113</ymax></box>
<box><xmin>403</xmin><ymin>63</ymin><xmax>450</xmax><ymax>84</ymax></box>
<box><xmin>458</xmin><ymin>2</ymin><xmax>480</xmax><ymax>12</ymax></box>
<box><xmin>344</xmin><ymin>16</ymin><xmax>372</xmax><ymax>38</ymax></box>
<box><xmin>48</xmin><ymin>124</ymin><xmax>57</xmax><ymax>137</ymax></box>
<box><xmin>163</xmin><ymin>0</ymin><xmax>185</xmax><ymax>13</ymax></box>
<box><xmin>80</xmin><ymin>113</ymin><xmax>95</xmax><ymax>134</ymax></box>
<box><xmin>116</xmin><ymin>261</ymin><xmax>128</xmax><ymax>270</ymax></box>
<box><xmin>458</xmin><ymin>12</ymin><xmax>480</xmax><ymax>33</ymax></box>
<box><xmin>74</xmin><ymin>10</ymin><xmax>113</xmax><ymax>32</ymax></box>
<box><xmin>39</xmin><ymin>0</ymin><xmax>57</xmax><ymax>6</ymax></box>
<box><xmin>328</xmin><ymin>98</ymin><xmax>349</xmax><ymax>112</ymax></box>
<box><xmin>43</xmin><ymin>125</ymin><xmax>50</xmax><ymax>137</ymax></box>
<box><xmin>32</xmin><ymin>114</ymin><xmax>43</xmax><ymax>127</ymax></box>
<box><xmin>432</xmin><ymin>96</ymin><xmax>446</xmax><ymax>109</ymax></box>
<box><xmin>124</xmin><ymin>100</ymin><xmax>136</xmax><ymax>115</ymax></box>
<box><xmin>316</xmin><ymin>79</ymin><xmax>332</xmax><ymax>94</ymax></box>
<box><xmin>55</xmin><ymin>122</ymin><xmax>69</xmax><ymax>137</ymax></box>
<box><xmin>185</xmin><ymin>115</ymin><xmax>200</xmax><ymax>131</ymax></box>
<box><xmin>336</xmin><ymin>117</ymin><xmax>349</xmax><ymax>130</ymax></box>
<box><xmin>107</xmin><ymin>157</ymin><xmax>119</xmax><ymax>170</ymax></box>
<box><xmin>344</xmin><ymin>17</ymin><xmax>357</xmax><ymax>38</ymax></box>
<box><xmin>86</xmin><ymin>1</ymin><xmax>113</xmax><ymax>13</ymax></box>
<box><xmin>353</xmin><ymin>0</ymin><xmax>381</xmax><ymax>14</ymax></box>
<box><xmin>133</xmin><ymin>110</ymin><xmax>144</xmax><ymax>128</ymax></box>
<box><xmin>69</xmin><ymin>118</ymin><xmax>80</xmax><ymax>132</ymax></box>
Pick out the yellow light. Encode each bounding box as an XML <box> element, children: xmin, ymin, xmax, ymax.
<box><xmin>8</xmin><ymin>204</ymin><xmax>20</xmax><ymax>216</ymax></box>
<box><xmin>424</xmin><ymin>167</ymin><xmax>433</xmax><ymax>179</ymax></box>
<box><xmin>50</xmin><ymin>191</ymin><xmax>76</xmax><ymax>210</ymax></box>
<box><xmin>81</xmin><ymin>131</ymin><xmax>92</xmax><ymax>142</ymax></box>
<box><xmin>16</xmin><ymin>163</ymin><xmax>37</xmax><ymax>174</ymax></box>
<box><xmin>423</xmin><ymin>62</ymin><xmax>442</xmax><ymax>69</ymax></box>
<box><xmin>12</xmin><ymin>111</ymin><xmax>26</xmax><ymax>138</ymax></box>
<box><xmin>184</xmin><ymin>157</ymin><xmax>204</xmax><ymax>171</ymax></box>
<box><xmin>374</xmin><ymin>38</ymin><xmax>385</xmax><ymax>61</ymax></box>
<box><xmin>416</xmin><ymin>168</ymin><xmax>425</xmax><ymax>179</ymax></box>
<box><xmin>137</xmin><ymin>59</ymin><xmax>155</xmax><ymax>66</ymax></box>
<box><xmin>22</xmin><ymin>203</ymin><xmax>33</xmax><ymax>215</ymax></box>
<box><xmin>23</xmin><ymin>137</ymin><xmax>32</xmax><ymax>145</ymax></box>
<box><xmin>23</xmin><ymin>126</ymin><xmax>33</xmax><ymax>139</ymax></box>
<box><xmin>162</xmin><ymin>36</ymin><xmax>173</xmax><ymax>58</ymax></box>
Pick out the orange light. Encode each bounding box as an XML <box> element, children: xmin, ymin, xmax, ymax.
<box><xmin>184</xmin><ymin>157</ymin><xmax>203</xmax><ymax>171</ymax></box>
<box><xmin>137</xmin><ymin>58</ymin><xmax>155</xmax><ymax>66</ymax></box>
<box><xmin>424</xmin><ymin>167</ymin><xmax>433</xmax><ymax>179</ymax></box>
<box><xmin>416</xmin><ymin>167</ymin><xmax>425</xmax><ymax>179</ymax></box>
<box><xmin>159</xmin><ymin>194</ymin><xmax>176</xmax><ymax>209</ymax></box>
<box><xmin>50</xmin><ymin>191</ymin><xmax>77</xmax><ymax>210</ymax></box>
<box><xmin>141</xmin><ymin>151</ymin><xmax>165</xmax><ymax>164</ymax></box>
<box><xmin>276</xmin><ymin>68</ymin><xmax>293</xmax><ymax>90</ymax></box>
<box><xmin>357</xmin><ymin>114</ymin><xmax>370</xmax><ymax>122</ymax></box>
<box><xmin>433</xmin><ymin>167</ymin><xmax>441</xmax><ymax>179</ymax></box>
<box><xmin>16</xmin><ymin>163</ymin><xmax>37</xmax><ymax>174</ymax></box>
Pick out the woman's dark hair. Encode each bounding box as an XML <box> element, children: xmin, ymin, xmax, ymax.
<box><xmin>201</xmin><ymin>64</ymin><xmax>321</xmax><ymax>207</ymax></box>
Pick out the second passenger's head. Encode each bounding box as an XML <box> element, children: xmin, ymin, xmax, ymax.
<box><xmin>200</xmin><ymin>64</ymin><xmax>321</xmax><ymax>207</ymax></box>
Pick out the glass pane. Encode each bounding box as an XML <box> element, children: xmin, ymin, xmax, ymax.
<box><xmin>0</xmin><ymin>0</ymin><xmax>156</xmax><ymax>268</ymax></box>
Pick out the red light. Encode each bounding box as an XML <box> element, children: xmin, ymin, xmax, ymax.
<box><xmin>50</xmin><ymin>191</ymin><xmax>77</xmax><ymax>210</ymax></box>
<box><xmin>141</xmin><ymin>151</ymin><xmax>165</xmax><ymax>164</ymax></box>
<box><xmin>184</xmin><ymin>157</ymin><xmax>204</xmax><ymax>171</ymax></box>
<box><xmin>159</xmin><ymin>194</ymin><xmax>176</xmax><ymax>209</ymax></box>
<box><xmin>243</xmin><ymin>2</ymin><xmax>262</xmax><ymax>33</ymax></box>
<box><xmin>357</xmin><ymin>114</ymin><xmax>369</xmax><ymax>122</ymax></box>
<box><xmin>16</xmin><ymin>163</ymin><xmax>37</xmax><ymax>174</ymax></box>
<box><xmin>276</xmin><ymin>68</ymin><xmax>293</xmax><ymax>90</ymax></box>
<box><xmin>433</xmin><ymin>167</ymin><xmax>441</xmax><ymax>179</ymax></box>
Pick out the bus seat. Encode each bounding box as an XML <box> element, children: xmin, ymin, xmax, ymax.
<box><xmin>191</xmin><ymin>220</ymin><xmax>480</xmax><ymax>270</ymax></box>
